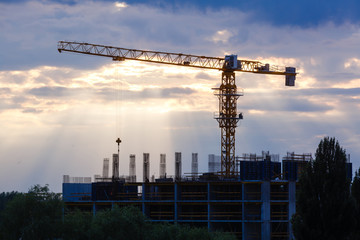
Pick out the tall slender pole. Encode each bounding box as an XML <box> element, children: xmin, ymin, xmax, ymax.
<box><xmin>116</xmin><ymin>138</ymin><xmax>121</xmax><ymax>164</ymax></box>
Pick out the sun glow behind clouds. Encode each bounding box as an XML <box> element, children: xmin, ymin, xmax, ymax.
<box><xmin>0</xmin><ymin>60</ymin><xmax>219</xmax><ymax>119</ymax></box>
<box><xmin>0</xmin><ymin>61</ymin><xmax>211</xmax><ymax>190</ymax></box>
<box><xmin>114</xmin><ymin>2</ymin><xmax>128</xmax><ymax>9</ymax></box>
<box><xmin>212</xmin><ymin>29</ymin><xmax>233</xmax><ymax>43</ymax></box>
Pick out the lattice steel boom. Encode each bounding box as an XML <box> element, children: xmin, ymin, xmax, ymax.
<box><xmin>58</xmin><ymin>41</ymin><xmax>297</xmax><ymax>178</ymax></box>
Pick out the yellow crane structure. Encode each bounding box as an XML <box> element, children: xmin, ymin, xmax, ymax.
<box><xmin>57</xmin><ymin>41</ymin><xmax>297</xmax><ymax>178</ymax></box>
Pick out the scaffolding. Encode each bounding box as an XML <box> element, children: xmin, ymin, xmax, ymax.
<box><xmin>238</xmin><ymin>152</ymin><xmax>281</xmax><ymax>180</ymax></box>
<box><xmin>63</xmin><ymin>175</ymin><xmax>91</xmax><ymax>183</ymax></box>
<box><xmin>282</xmin><ymin>152</ymin><xmax>312</xmax><ymax>181</ymax></box>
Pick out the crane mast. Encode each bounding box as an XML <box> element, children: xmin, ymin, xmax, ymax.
<box><xmin>58</xmin><ymin>41</ymin><xmax>297</xmax><ymax>178</ymax></box>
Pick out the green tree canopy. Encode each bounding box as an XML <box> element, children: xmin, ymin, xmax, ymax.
<box><xmin>292</xmin><ymin>137</ymin><xmax>355</xmax><ymax>240</ymax></box>
<box><xmin>0</xmin><ymin>185</ymin><xmax>63</xmax><ymax>240</ymax></box>
<box><xmin>351</xmin><ymin>168</ymin><xmax>360</xmax><ymax>239</ymax></box>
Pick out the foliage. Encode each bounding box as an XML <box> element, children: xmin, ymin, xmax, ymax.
<box><xmin>89</xmin><ymin>205</ymin><xmax>150</xmax><ymax>240</ymax></box>
<box><xmin>352</xmin><ymin>169</ymin><xmax>360</xmax><ymax>207</ymax></box>
<box><xmin>148</xmin><ymin>221</ymin><xmax>236</xmax><ymax>240</ymax></box>
<box><xmin>86</xmin><ymin>206</ymin><xmax>236</xmax><ymax>240</ymax></box>
<box><xmin>0</xmin><ymin>191</ymin><xmax>21</xmax><ymax>240</ymax></box>
<box><xmin>62</xmin><ymin>209</ymin><xmax>92</xmax><ymax>240</ymax></box>
<box><xmin>0</xmin><ymin>187</ymin><xmax>235</xmax><ymax>240</ymax></box>
<box><xmin>0</xmin><ymin>184</ymin><xmax>63</xmax><ymax>240</ymax></box>
<box><xmin>291</xmin><ymin>137</ymin><xmax>355</xmax><ymax>240</ymax></box>
<box><xmin>351</xmin><ymin>168</ymin><xmax>360</xmax><ymax>239</ymax></box>
<box><xmin>0</xmin><ymin>191</ymin><xmax>20</xmax><ymax>214</ymax></box>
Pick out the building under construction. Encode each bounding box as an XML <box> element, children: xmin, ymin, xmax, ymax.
<box><xmin>63</xmin><ymin>151</ymin><xmax>352</xmax><ymax>240</ymax></box>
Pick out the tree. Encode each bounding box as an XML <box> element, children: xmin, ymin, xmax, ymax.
<box><xmin>351</xmin><ymin>168</ymin><xmax>360</xmax><ymax>239</ymax></box>
<box><xmin>89</xmin><ymin>205</ymin><xmax>150</xmax><ymax>240</ymax></box>
<box><xmin>292</xmin><ymin>137</ymin><xmax>355</xmax><ymax>240</ymax></box>
<box><xmin>0</xmin><ymin>191</ymin><xmax>21</xmax><ymax>239</ymax></box>
<box><xmin>0</xmin><ymin>185</ymin><xmax>63</xmax><ymax>240</ymax></box>
<box><xmin>85</xmin><ymin>205</ymin><xmax>236</xmax><ymax>240</ymax></box>
<box><xmin>0</xmin><ymin>186</ymin><xmax>235</xmax><ymax>240</ymax></box>
<box><xmin>0</xmin><ymin>191</ymin><xmax>20</xmax><ymax>214</ymax></box>
<box><xmin>62</xmin><ymin>209</ymin><xmax>92</xmax><ymax>240</ymax></box>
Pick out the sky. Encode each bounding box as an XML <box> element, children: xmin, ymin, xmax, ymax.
<box><xmin>1</xmin><ymin>0</ymin><xmax>360</xmax><ymax>193</ymax></box>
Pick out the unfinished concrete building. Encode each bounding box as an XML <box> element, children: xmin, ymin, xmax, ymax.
<box><xmin>63</xmin><ymin>151</ymin><xmax>352</xmax><ymax>240</ymax></box>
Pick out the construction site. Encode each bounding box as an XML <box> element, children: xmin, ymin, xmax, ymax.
<box><xmin>58</xmin><ymin>42</ymin><xmax>352</xmax><ymax>239</ymax></box>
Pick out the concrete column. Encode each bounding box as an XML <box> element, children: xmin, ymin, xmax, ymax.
<box><xmin>93</xmin><ymin>202</ymin><xmax>96</xmax><ymax>217</ymax></box>
<box><xmin>208</xmin><ymin>182</ymin><xmax>211</xmax><ymax>230</ymax></box>
<box><xmin>174</xmin><ymin>183</ymin><xmax>178</xmax><ymax>223</ymax></box>
<box><xmin>142</xmin><ymin>183</ymin><xmax>146</xmax><ymax>216</ymax></box>
<box><xmin>242</xmin><ymin>183</ymin><xmax>245</xmax><ymax>240</ymax></box>
<box><xmin>261</xmin><ymin>181</ymin><xmax>270</xmax><ymax>240</ymax></box>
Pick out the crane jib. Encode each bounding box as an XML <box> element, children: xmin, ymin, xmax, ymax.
<box><xmin>57</xmin><ymin>41</ymin><xmax>297</xmax><ymax>81</ymax></box>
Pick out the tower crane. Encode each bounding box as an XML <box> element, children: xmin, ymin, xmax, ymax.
<box><xmin>57</xmin><ymin>41</ymin><xmax>297</xmax><ymax>178</ymax></box>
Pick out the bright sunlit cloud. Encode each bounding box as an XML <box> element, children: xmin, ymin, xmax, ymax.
<box><xmin>115</xmin><ymin>1</ymin><xmax>128</xmax><ymax>9</ymax></box>
<box><xmin>211</xmin><ymin>29</ymin><xmax>233</xmax><ymax>44</ymax></box>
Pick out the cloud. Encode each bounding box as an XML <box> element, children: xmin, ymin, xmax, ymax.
<box><xmin>134</xmin><ymin>0</ymin><xmax>360</xmax><ymax>27</ymax></box>
<box><xmin>240</xmin><ymin>94</ymin><xmax>333</xmax><ymax>113</ymax></box>
<box><xmin>344</xmin><ymin>58</ymin><xmax>360</xmax><ymax>69</ymax></box>
<box><xmin>147</xmin><ymin>87</ymin><xmax>195</xmax><ymax>98</ymax></box>
<box><xmin>300</xmin><ymin>87</ymin><xmax>360</xmax><ymax>96</ymax></box>
<box><xmin>114</xmin><ymin>1</ymin><xmax>128</xmax><ymax>9</ymax></box>
<box><xmin>1</xmin><ymin>0</ymin><xmax>360</xmax><ymax>192</ymax></box>
<box><xmin>27</xmin><ymin>86</ymin><xmax>196</xmax><ymax>100</ymax></box>
<box><xmin>28</xmin><ymin>86</ymin><xmax>63</xmax><ymax>98</ymax></box>
<box><xmin>22</xmin><ymin>108</ymin><xmax>43</xmax><ymax>114</ymax></box>
<box><xmin>0</xmin><ymin>101</ymin><xmax>21</xmax><ymax>111</ymax></box>
<box><xmin>195</xmin><ymin>72</ymin><xmax>214</xmax><ymax>80</ymax></box>
<box><xmin>0</xmin><ymin>88</ymin><xmax>11</xmax><ymax>94</ymax></box>
<box><xmin>211</xmin><ymin>29</ymin><xmax>233</xmax><ymax>44</ymax></box>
